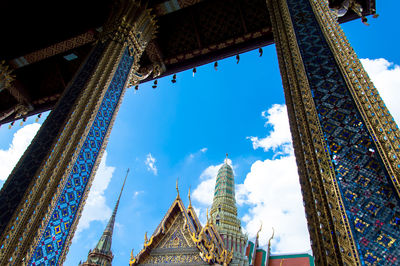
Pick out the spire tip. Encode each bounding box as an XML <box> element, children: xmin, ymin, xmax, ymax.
<box><xmin>188</xmin><ymin>187</ymin><xmax>192</xmax><ymax>207</ymax></box>
<box><xmin>176</xmin><ymin>178</ymin><xmax>180</xmax><ymax>198</ymax></box>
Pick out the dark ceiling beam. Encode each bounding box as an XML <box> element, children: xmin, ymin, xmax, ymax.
<box><xmin>189</xmin><ymin>9</ymin><xmax>203</xmax><ymax>50</ymax></box>
<box><xmin>235</xmin><ymin>0</ymin><xmax>248</xmax><ymax>34</ymax></box>
<box><xmin>8</xmin><ymin>31</ymin><xmax>97</xmax><ymax>69</ymax></box>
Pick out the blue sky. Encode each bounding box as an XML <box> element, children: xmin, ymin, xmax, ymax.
<box><xmin>1</xmin><ymin>1</ymin><xmax>400</xmax><ymax>265</ymax></box>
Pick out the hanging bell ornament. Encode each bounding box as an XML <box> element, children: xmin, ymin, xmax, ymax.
<box><xmin>152</xmin><ymin>80</ymin><xmax>158</xmax><ymax>89</ymax></box>
<box><xmin>135</xmin><ymin>85</ymin><xmax>139</xmax><ymax>90</ymax></box>
<box><xmin>36</xmin><ymin>113</ymin><xmax>42</xmax><ymax>122</ymax></box>
<box><xmin>9</xmin><ymin>121</ymin><xmax>15</xmax><ymax>129</ymax></box>
<box><xmin>214</xmin><ymin>62</ymin><xmax>218</xmax><ymax>71</ymax></box>
<box><xmin>236</xmin><ymin>54</ymin><xmax>240</xmax><ymax>64</ymax></box>
<box><xmin>361</xmin><ymin>16</ymin><xmax>369</xmax><ymax>26</ymax></box>
<box><xmin>192</xmin><ymin>67</ymin><xmax>197</xmax><ymax>77</ymax></box>
<box><xmin>171</xmin><ymin>74</ymin><xmax>177</xmax><ymax>83</ymax></box>
<box><xmin>259</xmin><ymin>47</ymin><xmax>263</xmax><ymax>57</ymax></box>
<box><xmin>20</xmin><ymin>117</ymin><xmax>27</xmax><ymax>126</ymax></box>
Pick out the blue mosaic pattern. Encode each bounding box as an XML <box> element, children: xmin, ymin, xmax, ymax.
<box><xmin>29</xmin><ymin>47</ymin><xmax>134</xmax><ymax>265</ymax></box>
<box><xmin>0</xmin><ymin>44</ymin><xmax>106</xmax><ymax>236</ymax></box>
<box><xmin>285</xmin><ymin>0</ymin><xmax>400</xmax><ymax>264</ymax></box>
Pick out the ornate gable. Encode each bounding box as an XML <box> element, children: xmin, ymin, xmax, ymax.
<box><xmin>139</xmin><ymin>212</ymin><xmax>205</xmax><ymax>265</ymax></box>
<box><xmin>130</xmin><ymin>196</ymin><xmax>232</xmax><ymax>265</ymax></box>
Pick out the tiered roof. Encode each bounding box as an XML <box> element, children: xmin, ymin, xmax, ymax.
<box><xmin>130</xmin><ymin>191</ymin><xmax>232</xmax><ymax>265</ymax></box>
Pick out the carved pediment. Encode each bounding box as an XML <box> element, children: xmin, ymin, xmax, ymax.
<box><xmin>130</xmin><ymin>197</ymin><xmax>232</xmax><ymax>265</ymax></box>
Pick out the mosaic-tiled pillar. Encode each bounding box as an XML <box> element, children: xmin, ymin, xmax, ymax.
<box><xmin>0</xmin><ymin>2</ymin><xmax>157</xmax><ymax>265</ymax></box>
<box><xmin>267</xmin><ymin>0</ymin><xmax>400</xmax><ymax>265</ymax></box>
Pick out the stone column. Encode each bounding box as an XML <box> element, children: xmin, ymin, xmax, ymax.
<box><xmin>0</xmin><ymin>1</ymin><xmax>158</xmax><ymax>265</ymax></box>
<box><xmin>267</xmin><ymin>0</ymin><xmax>400</xmax><ymax>265</ymax></box>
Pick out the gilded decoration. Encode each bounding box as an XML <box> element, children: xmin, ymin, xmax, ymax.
<box><xmin>311</xmin><ymin>0</ymin><xmax>400</xmax><ymax>197</ymax></box>
<box><xmin>267</xmin><ymin>0</ymin><xmax>400</xmax><ymax>264</ymax></box>
<box><xmin>267</xmin><ymin>0</ymin><xmax>360</xmax><ymax>264</ymax></box>
<box><xmin>130</xmin><ymin>196</ymin><xmax>232</xmax><ymax>265</ymax></box>
<box><xmin>9</xmin><ymin>31</ymin><xmax>97</xmax><ymax>69</ymax></box>
<box><xmin>0</xmin><ymin>61</ymin><xmax>15</xmax><ymax>90</ymax></box>
<box><xmin>0</xmin><ymin>1</ymin><xmax>158</xmax><ymax>265</ymax></box>
<box><xmin>100</xmin><ymin>0</ymin><xmax>158</xmax><ymax>63</ymax></box>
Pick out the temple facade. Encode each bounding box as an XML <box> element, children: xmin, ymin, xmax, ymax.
<box><xmin>129</xmin><ymin>160</ymin><xmax>243</xmax><ymax>266</ymax></box>
<box><xmin>129</xmin><ymin>183</ymin><xmax>233</xmax><ymax>265</ymax></box>
<box><xmin>128</xmin><ymin>158</ymin><xmax>314</xmax><ymax>266</ymax></box>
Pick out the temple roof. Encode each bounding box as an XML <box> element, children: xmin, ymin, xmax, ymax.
<box><xmin>0</xmin><ymin>0</ymin><xmax>377</xmax><ymax>126</ymax></box>
<box><xmin>130</xmin><ymin>193</ymin><xmax>233</xmax><ymax>265</ymax></box>
<box><xmin>80</xmin><ymin>169</ymin><xmax>128</xmax><ymax>266</ymax></box>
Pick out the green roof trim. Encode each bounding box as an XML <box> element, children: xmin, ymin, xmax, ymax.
<box><xmin>248</xmin><ymin>241</ymin><xmax>254</xmax><ymax>264</ymax></box>
<box><xmin>270</xmin><ymin>253</ymin><xmax>314</xmax><ymax>266</ymax></box>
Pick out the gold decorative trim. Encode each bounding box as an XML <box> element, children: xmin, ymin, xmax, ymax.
<box><xmin>58</xmin><ymin>42</ymin><xmax>130</xmax><ymax>264</ymax></box>
<box><xmin>9</xmin><ymin>31</ymin><xmax>96</xmax><ymax>69</ymax></box>
<box><xmin>0</xmin><ymin>60</ymin><xmax>15</xmax><ymax>90</ymax></box>
<box><xmin>310</xmin><ymin>0</ymin><xmax>400</xmax><ymax>197</ymax></box>
<box><xmin>0</xmin><ymin>41</ymin><xmax>118</xmax><ymax>264</ymax></box>
<box><xmin>130</xmin><ymin>197</ymin><xmax>232</xmax><ymax>265</ymax></box>
<box><xmin>0</xmin><ymin>1</ymin><xmax>159</xmax><ymax>264</ymax></box>
<box><xmin>266</xmin><ymin>0</ymin><xmax>361</xmax><ymax>264</ymax></box>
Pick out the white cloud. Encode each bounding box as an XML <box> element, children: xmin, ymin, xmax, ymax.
<box><xmin>192</xmin><ymin>164</ymin><xmax>221</xmax><ymax>206</ymax></box>
<box><xmin>238</xmin><ymin>156</ymin><xmax>310</xmax><ymax>253</ymax></box>
<box><xmin>75</xmin><ymin>151</ymin><xmax>115</xmax><ymax>238</ymax></box>
<box><xmin>0</xmin><ymin>123</ymin><xmax>41</xmax><ymax>181</ymax></box>
<box><xmin>361</xmin><ymin>58</ymin><xmax>400</xmax><ymax>124</ymax></box>
<box><xmin>133</xmin><ymin>190</ymin><xmax>144</xmax><ymax>198</ymax></box>
<box><xmin>241</xmin><ymin>105</ymin><xmax>310</xmax><ymax>253</ymax></box>
<box><xmin>188</xmin><ymin>147</ymin><xmax>208</xmax><ymax>161</ymax></box>
<box><xmin>247</xmin><ymin>104</ymin><xmax>293</xmax><ymax>156</ymax></box>
<box><xmin>145</xmin><ymin>153</ymin><xmax>158</xmax><ymax>175</ymax></box>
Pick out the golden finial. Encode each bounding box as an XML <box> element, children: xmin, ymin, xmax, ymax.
<box><xmin>130</xmin><ymin>249</ymin><xmax>134</xmax><ymax>260</ymax></box>
<box><xmin>176</xmin><ymin>178</ymin><xmax>180</xmax><ymax>198</ymax></box>
<box><xmin>256</xmin><ymin>221</ymin><xmax>263</xmax><ymax>239</ymax></box>
<box><xmin>144</xmin><ymin>232</ymin><xmax>148</xmax><ymax>243</ymax></box>
<box><xmin>268</xmin><ymin>227</ymin><xmax>275</xmax><ymax>248</ymax></box>
<box><xmin>188</xmin><ymin>187</ymin><xmax>192</xmax><ymax>208</ymax></box>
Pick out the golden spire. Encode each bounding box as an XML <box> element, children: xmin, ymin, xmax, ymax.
<box><xmin>268</xmin><ymin>227</ymin><xmax>275</xmax><ymax>248</ymax></box>
<box><xmin>130</xmin><ymin>249</ymin><xmax>134</xmax><ymax>260</ymax></box>
<box><xmin>188</xmin><ymin>187</ymin><xmax>192</xmax><ymax>208</ymax></box>
<box><xmin>225</xmin><ymin>153</ymin><xmax>228</xmax><ymax>164</ymax></box>
<box><xmin>176</xmin><ymin>177</ymin><xmax>180</xmax><ymax>198</ymax></box>
<box><xmin>256</xmin><ymin>221</ymin><xmax>263</xmax><ymax>239</ymax></box>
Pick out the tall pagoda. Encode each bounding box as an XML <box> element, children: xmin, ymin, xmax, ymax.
<box><xmin>210</xmin><ymin>156</ymin><xmax>248</xmax><ymax>266</ymax></box>
<box><xmin>79</xmin><ymin>169</ymin><xmax>128</xmax><ymax>266</ymax></box>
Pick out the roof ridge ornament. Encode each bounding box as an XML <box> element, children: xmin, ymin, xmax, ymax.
<box><xmin>188</xmin><ymin>187</ymin><xmax>192</xmax><ymax>208</ymax></box>
<box><xmin>176</xmin><ymin>177</ymin><xmax>180</xmax><ymax>198</ymax></box>
<box><xmin>256</xmin><ymin>221</ymin><xmax>263</xmax><ymax>239</ymax></box>
<box><xmin>268</xmin><ymin>227</ymin><xmax>275</xmax><ymax>248</ymax></box>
